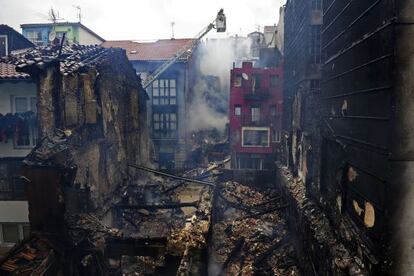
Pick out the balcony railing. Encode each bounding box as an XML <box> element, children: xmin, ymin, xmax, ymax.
<box><xmin>243</xmin><ymin>88</ymin><xmax>270</xmax><ymax>101</ymax></box>
<box><xmin>240</xmin><ymin>114</ymin><xmax>272</xmax><ymax>126</ymax></box>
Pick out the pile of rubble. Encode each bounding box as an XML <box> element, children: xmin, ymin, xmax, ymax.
<box><xmin>210</xmin><ymin>181</ymin><xmax>300</xmax><ymax>275</ymax></box>
<box><xmin>110</xmin><ymin>165</ymin><xmax>216</xmax><ymax>275</ymax></box>
<box><xmin>189</xmin><ymin>129</ymin><xmax>229</xmax><ymax>165</ymax></box>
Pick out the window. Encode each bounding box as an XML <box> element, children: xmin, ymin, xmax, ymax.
<box><xmin>30</xmin><ymin>97</ymin><xmax>37</xmax><ymax>113</ymax></box>
<box><xmin>236</xmin><ymin>156</ymin><xmax>264</xmax><ymax>170</ymax></box>
<box><xmin>311</xmin><ymin>0</ymin><xmax>322</xmax><ymax>9</ymax></box>
<box><xmin>15</xmin><ymin>97</ymin><xmax>28</xmax><ymax>113</ymax></box>
<box><xmin>234</xmin><ymin>105</ymin><xmax>241</xmax><ymax>116</ymax></box>
<box><xmin>12</xmin><ymin>96</ymin><xmax>36</xmax><ymax>114</ymax></box>
<box><xmin>252</xmin><ymin>74</ymin><xmax>261</xmax><ymax>92</ymax></box>
<box><xmin>310</xmin><ymin>25</ymin><xmax>321</xmax><ymax>64</ymax></box>
<box><xmin>272</xmin><ymin>129</ymin><xmax>281</xmax><ymax>142</ymax></box>
<box><xmin>152</xmin><ymin>79</ymin><xmax>177</xmax><ymax>105</ymax></box>
<box><xmin>25</xmin><ymin>31</ymin><xmax>42</xmax><ymax>45</ymax></box>
<box><xmin>251</xmin><ymin>106</ymin><xmax>260</xmax><ymax>122</ymax></box>
<box><xmin>270</xmin><ymin>105</ymin><xmax>277</xmax><ymax>116</ymax></box>
<box><xmin>270</xmin><ymin>75</ymin><xmax>279</xmax><ymax>87</ymax></box>
<box><xmin>11</xmin><ymin>96</ymin><xmax>38</xmax><ymax>148</ymax></box>
<box><xmin>153</xmin><ymin>112</ymin><xmax>177</xmax><ymax>138</ymax></box>
<box><xmin>56</xmin><ymin>32</ymin><xmax>67</xmax><ymax>43</ymax></box>
<box><xmin>242</xmin><ymin>128</ymin><xmax>270</xmax><ymax>147</ymax></box>
<box><xmin>233</xmin><ymin>74</ymin><xmax>242</xmax><ymax>87</ymax></box>
<box><xmin>0</xmin><ymin>224</ymin><xmax>30</xmax><ymax>244</ymax></box>
<box><xmin>0</xmin><ymin>35</ymin><xmax>8</xmax><ymax>56</ymax></box>
<box><xmin>2</xmin><ymin>224</ymin><xmax>19</xmax><ymax>243</ymax></box>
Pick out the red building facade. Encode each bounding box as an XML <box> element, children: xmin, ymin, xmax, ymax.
<box><xmin>229</xmin><ymin>61</ymin><xmax>283</xmax><ymax>169</ymax></box>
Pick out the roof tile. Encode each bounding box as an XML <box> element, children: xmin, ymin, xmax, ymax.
<box><xmin>101</xmin><ymin>39</ymin><xmax>196</xmax><ymax>61</ymax></box>
<box><xmin>0</xmin><ymin>63</ymin><xmax>30</xmax><ymax>80</ymax></box>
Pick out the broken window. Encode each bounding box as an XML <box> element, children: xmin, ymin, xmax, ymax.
<box><xmin>310</xmin><ymin>25</ymin><xmax>321</xmax><ymax>64</ymax></box>
<box><xmin>233</xmin><ymin>74</ymin><xmax>242</xmax><ymax>87</ymax></box>
<box><xmin>311</xmin><ymin>0</ymin><xmax>322</xmax><ymax>9</ymax></box>
<box><xmin>242</xmin><ymin>128</ymin><xmax>269</xmax><ymax>147</ymax></box>
<box><xmin>270</xmin><ymin>75</ymin><xmax>279</xmax><ymax>87</ymax></box>
<box><xmin>252</xmin><ymin>74</ymin><xmax>261</xmax><ymax>92</ymax></box>
<box><xmin>272</xmin><ymin>129</ymin><xmax>281</xmax><ymax>142</ymax></box>
<box><xmin>152</xmin><ymin>79</ymin><xmax>177</xmax><ymax>106</ymax></box>
<box><xmin>234</xmin><ymin>105</ymin><xmax>241</xmax><ymax>116</ymax></box>
<box><xmin>251</xmin><ymin>106</ymin><xmax>260</xmax><ymax>122</ymax></box>
<box><xmin>236</xmin><ymin>156</ymin><xmax>264</xmax><ymax>169</ymax></box>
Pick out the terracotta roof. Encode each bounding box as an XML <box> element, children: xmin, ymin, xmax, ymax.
<box><xmin>0</xmin><ymin>63</ymin><xmax>30</xmax><ymax>80</ymax></box>
<box><xmin>101</xmin><ymin>39</ymin><xmax>197</xmax><ymax>61</ymax></box>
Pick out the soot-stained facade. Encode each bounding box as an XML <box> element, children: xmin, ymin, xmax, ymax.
<box><xmin>102</xmin><ymin>39</ymin><xmax>199</xmax><ymax>172</ymax></box>
<box><xmin>283</xmin><ymin>0</ymin><xmax>322</xmax><ymax>189</ymax></box>
<box><xmin>280</xmin><ymin>0</ymin><xmax>414</xmax><ymax>274</ymax></box>
<box><xmin>3</xmin><ymin>44</ymin><xmax>150</xmax><ymax>214</ymax></box>
<box><xmin>320</xmin><ymin>0</ymin><xmax>414</xmax><ymax>274</ymax></box>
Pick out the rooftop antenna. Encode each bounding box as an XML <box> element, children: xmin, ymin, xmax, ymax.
<box><xmin>171</xmin><ymin>22</ymin><xmax>175</xmax><ymax>39</ymax></box>
<box><xmin>73</xmin><ymin>5</ymin><xmax>82</xmax><ymax>23</ymax></box>
<box><xmin>48</xmin><ymin>8</ymin><xmax>63</xmax><ymax>24</ymax></box>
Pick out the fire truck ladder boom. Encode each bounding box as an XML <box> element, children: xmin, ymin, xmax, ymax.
<box><xmin>141</xmin><ymin>9</ymin><xmax>226</xmax><ymax>89</ymax></box>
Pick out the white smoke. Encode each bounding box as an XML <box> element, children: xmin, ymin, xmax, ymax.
<box><xmin>188</xmin><ymin>36</ymin><xmax>252</xmax><ymax>132</ymax></box>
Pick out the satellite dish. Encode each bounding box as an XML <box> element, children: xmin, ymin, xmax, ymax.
<box><xmin>49</xmin><ymin>31</ymin><xmax>56</xmax><ymax>42</ymax></box>
<box><xmin>242</xmin><ymin>73</ymin><xmax>249</xmax><ymax>80</ymax></box>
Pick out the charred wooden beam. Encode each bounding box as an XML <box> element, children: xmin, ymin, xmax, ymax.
<box><xmin>128</xmin><ymin>164</ymin><xmax>215</xmax><ymax>186</ymax></box>
<box><xmin>253</xmin><ymin>236</ymin><xmax>290</xmax><ymax>269</ymax></box>
<box><xmin>104</xmin><ymin>237</ymin><xmax>167</xmax><ymax>258</ymax></box>
<box><xmin>242</xmin><ymin>204</ymin><xmax>290</xmax><ymax>219</ymax></box>
<box><xmin>219</xmin><ymin>237</ymin><xmax>245</xmax><ymax>275</ymax></box>
<box><xmin>252</xmin><ymin>195</ymin><xmax>282</xmax><ymax>207</ymax></box>
<box><xmin>115</xmin><ymin>201</ymin><xmax>199</xmax><ymax>210</ymax></box>
<box><xmin>161</xmin><ymin>181</ymin><xmax>186</xmax><ymax>194</ymax></box>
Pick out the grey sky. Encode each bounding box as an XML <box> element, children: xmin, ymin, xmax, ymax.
<box><xmin>0</xmin><ymin>0</ymin><xmax>285</xmax><ymax>41</ymax></box>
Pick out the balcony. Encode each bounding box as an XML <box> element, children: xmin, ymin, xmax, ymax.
<box><xmin>240</xmin><ymin>114</ymin><xmax>272</xmax><ymax>127</ymax></box>
<box><xmin>243</xmin><ymin>88</ymin><xmax>271</xmax><ymax>101</ymax></box>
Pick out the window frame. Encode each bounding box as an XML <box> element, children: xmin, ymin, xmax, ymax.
<box><xmin>233</xmin><ymin>74</ymin><xmax>242</xmax><ymax>87</ymax></box>
<box><xmin>0</xmin><ymin>35</ymin><xmax>8</xmax><ymax>56</ymax></box>
<box><xmin>0</xmin><ymin>223</ymin><xmax>30</xmax><ymax>244</ymax></box>
<box><xmin>251</xmin><ymin>106</ymin><xmax>261</xmax><ymax>122</ymax></box>
<box><xmin>152</xmin><ymin>112</ymin><xmax>178</xmax><ymax>139</ymax></box>
<box><xmin>252</xmin><ymin>74</ymin><xmax>261</xmax><ymax>92</ymax></box>
<box><xmin>270</xmin><ymin>105</ymin><xmax>277</xmax><ymax>116</ymax></box>
<box><xmin>270</xmin><ymin>75</ymin><xmax>279</xmax><ymax>87</ymax></box>
<box><xmin>234</xmin><ymin>105</ymin><xmax>241</xmax><ymax>116</ymax></box>
<box><xmin>10</xmin><ymin>96</ymin><xmax>38</xmax><ymax>149</ymax></box>
<box><xmin>241</xmin><ymin>127</ymin><xmax>270</xmax><ymax>148</ymax></box>
<box><xmin>152</xmin><ymin>79</ymin><xmax>177</xmax><ymax>106</ymax></box>
<box><xmin>25</xmin><ymin>31</ymin><xmax>42</xmax><ymax>45</ymax></box>
<box><xmin>272</xmin><ymin>129</ymin><xmax>281</xmax><ymax>143</ymax></box>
